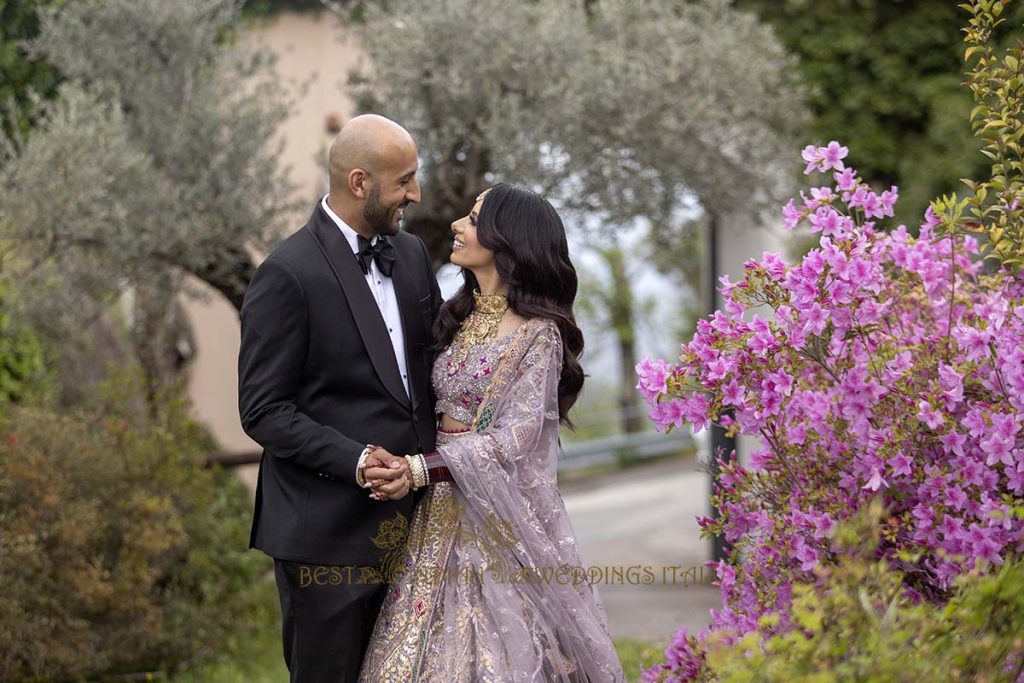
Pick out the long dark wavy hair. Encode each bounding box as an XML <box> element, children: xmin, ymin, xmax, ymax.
<box><xmin>431</xmin><ymin>183</ymin><xmax>585</xmax><ymax>427</ymax></box>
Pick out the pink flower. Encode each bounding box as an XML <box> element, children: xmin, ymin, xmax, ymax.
<box><xmin>808</xmin><ymin>206</ymin><xmax>843</xmax><ymax>235</ymax></box>
<box><xmin>748</xmin><ymin>332</ymin><xmax>776</xmax><ymax>356</ymax></box>
<box><xmin>648</xmin><ymin>398</ymin><xmax>686</xmax><ymax>431</ymax></box>
<box><xmin>811</xmin><ymin>513</ymin><xmax>835</xmax><ymax>539</ymax></box>
<box><xmin>938</xmin><ymin>515</ymin><xmax>963</xmax><ymax>538</ymax></box>
<box><xmin>918</xmin><ymin>400</ymin><xmax>945</xmax><ymax>430</ymax></box>
<box><xmin>1007</xmin><ymin>465</ymin><xmax>1024</xmax><ymax>494</ymax></box>
<box><xmin>939</xmin><ymin>429</ymin><xmax>967</xmax><ymax>457</ymax></box>
<box><xmin>782</xmin><ymin>199</ymin><xmax>803</xmax><ymax>229</ymax></box>
<box><xmin>636</xmin><ymin>358</ymin><xmax>671</xmax><ymax>403</ymax></box>
<box><xmin>684</xmin><ymin>394</ymin><xmax>710</xmax><ymax>433</ymax></box>
<box><xmin>722</xmin><ymin>379</ymin><xmax>746</xmax><ymax>407</ymax></box>
<box><xmin>879</xmin><ymin>186</ymin><xmax>899</xmax><ymax>216</ymax></box>
<box><xmin>861</xmin><ymin>192</ymin><xmax>885</xmax><ymax>219</ymax></box>
<box><xmin>820</xmin><ymin>141</ymin><xmax>849</xmax><ymax>171</ymax></box>
<box><xmin>809</xmin><ymin>186</ymin><xmax>835</xmax><ymax>207</ymax></box>
<box><xmin>990</xmin><ymin>411</ymin><xmax>1019</xmax><ymax>440</ymax></box>
<box><xmin>863</xmin><ymin>467</ymin><xmax>888</xmax><ymax>491</ymax></box>
<box><xmin>792</xmin><ymin>536</ymin><xmax>819</xmax><ymax>571</ymax></box>
<box><xmin>947</xmin><ymin>486</ymin><xmax>967</xmax><ymax>510</ymax></box>
<box><xmin>938</xmin><ymin>363</ymin><xmax>964</xmax><ymax>407</ymax></box>
<box><xmin>966</xmin><ymin>523</ymin><xmax>1004</xmax><ymax>565</ymax></box>
<box><xmin>834</xmin><ymin>167</ymin><xmax>857</xmax><ymax>191</ymax></box>
<box><xmin>891</xmin><ymin>453</ymin><xmax>913</xmax><ymax>477</ymax></box>
<box><xmin>759</xmin><ymin>251</ymin><xmax>788</xmax><ymax>280</ymax></box>
<box><xmin>787</xmin><ymin>422</ymin><xmax>808</xmax><ymax>445</ymax></box>
<box><xmin>981</xmin><ymin>432</ymin><xmax>1015</xmax><ymax>467</ymax></box>
<box><xmin>802</xmin><ymin>249</ymin><xmax>825</xmax><ymax>277</ymax></box>
<box><xmin>801</xmin><ymin>144</ymin><xmax>823</xmax><ymax>175</ymax></box>
<box><xmin>718</xmin><ymin>273</ymin><xmax>739</xmax><ymax>298</ymax></box>
<box><xmin>706</xmin><ymin>356</ymin><xmax>735</xmax><ymax>382</ymax></box>
<box><xmin>637</xmin><ymin>141</ymin><xmax>1024</xmax><ymax>681</ymax></box>
<box><xmin>801</xmin><ymin>302</ymin><xmax>828</xmax><ymax>336</ymax></box>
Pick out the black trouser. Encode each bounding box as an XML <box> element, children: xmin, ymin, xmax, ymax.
<box><xmin>273</xmin><ymin>559</ymin><xmax>388</xmax><ymax>683</ymax></box>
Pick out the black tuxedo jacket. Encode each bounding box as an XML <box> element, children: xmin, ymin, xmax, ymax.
<box><xmin>238</xmin><ymin>202</ymin><xmax>442</xmax><ymax>566</ymax></box>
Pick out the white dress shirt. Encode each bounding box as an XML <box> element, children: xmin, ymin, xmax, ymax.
<box><xmin>321</xmin><ymin>196</ymin><xmax>412</xmax><ymax>486</ymax></box>
<box><xmin>320</xmin><ymin>195</ymin><xmax>410</xmax><ymax>397</ymax></box>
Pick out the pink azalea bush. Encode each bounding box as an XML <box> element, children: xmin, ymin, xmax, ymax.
<box><xmin>638</xmin><ymin>142</ymin><xmax>1024</xmax><ymax>681</ymax></box>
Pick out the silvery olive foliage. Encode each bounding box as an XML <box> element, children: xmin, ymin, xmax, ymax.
<box><xmin>0</xmin><ymin>0</ymin><xmax>297</xmax><ymax>314</ymax></box>
<box><xmin>350</xmin><ymin>0</ymin><xmax>806</xmax><ymax>265</ymax></box>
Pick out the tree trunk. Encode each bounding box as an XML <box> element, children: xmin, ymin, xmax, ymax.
<box><xmin>706</xmin><ymin>211</ymin><xmax>736</xmax><ymax>562</ymax></box>
<box><xmin>600</xmin><ymin>246</ymin><xmax>644</xmax><ymax>435</ymax></box>
<box><xmin>131</xmin><ymin>274</ymin><xmax>195</xmax><ymax>412</ymax></box>
<box><xmin>405</xmin><ymin>138</ymin><xmax>491</xmax><ymax>268</ymax></box>
<box><xmin>192</xmin><ymin>246</ymin><xmax>256</xmax><ymax>314</ymax></box>
<box><xmin>404</xmin><ymin>213</ymin><xmax>463</xmax><ymax>270</ymax></box>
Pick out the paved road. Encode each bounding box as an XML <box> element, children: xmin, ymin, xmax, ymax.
<box><xmin>561</xmin><ymin>458</ymin><xmax>720</xmax><ymax>643</ymax></box>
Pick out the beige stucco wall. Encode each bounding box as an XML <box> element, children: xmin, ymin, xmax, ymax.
<box><xmin>183</xmin><ymin>11</ymin><xmax>363</xmax><ymax>456</ymax></box>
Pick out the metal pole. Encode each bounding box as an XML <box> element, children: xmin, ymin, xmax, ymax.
<box><xmin>706</xmin><ymin>212</ymin><xmax>736</xmax><ymax>563</ymax></box>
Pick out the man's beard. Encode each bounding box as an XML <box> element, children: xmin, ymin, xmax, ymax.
<box><xmin>364</xmin><ymin>185</ymin><xmax>402</xmax><ymax>237</ymax></box>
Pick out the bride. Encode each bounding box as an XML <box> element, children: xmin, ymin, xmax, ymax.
<box><xmin>358</xmin><ymin>184</ymin><xmax>624</xmax><ymax>682</ymax></box>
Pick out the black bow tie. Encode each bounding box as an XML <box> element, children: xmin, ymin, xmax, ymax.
<box><xmin>356</xmin><ymin>235</ymin><xmax>396</xmax><ymax>278</ymax></box>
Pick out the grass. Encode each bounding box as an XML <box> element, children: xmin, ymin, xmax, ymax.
<box><xmin>170</xmin><ymin>578</ymin><xmax>664</xmax><ymax>682</ymax></box>
<box><xmin>170</xmin><ymin>577</ymin><xmax>287</xmax><ymax>683</ymax></box>
<box><xmin>615</xmin><ymin>637</ymin><xmax>666</xmax><ymax>682</ymax></box>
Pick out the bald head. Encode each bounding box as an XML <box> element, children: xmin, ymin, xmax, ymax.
<box><xmin>328</xmin><ymin>114</ymin><xmax>417</xmax><ymax>192</ymax></box>
<box><xmin>325</xmin><ymin>114</ymin><xmax>421</xmax><ymax>239</ymax></box>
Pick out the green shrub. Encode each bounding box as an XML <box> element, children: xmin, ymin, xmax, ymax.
<box><xmin>701</xmin><ymin>503</ymin><xmax>1024</xmax><ymax>683</ymax></box>
<box><xmin>0</xmin><ymin>371</ymin><xmax>270</xmax><ymax>681</ymax></box>
<box><xmin>0</xmin><ymin>284</ymin><xmax>46</xmax><ymax>405</ymax></box>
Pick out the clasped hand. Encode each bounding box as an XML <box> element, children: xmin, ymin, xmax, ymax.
<box><xmin>360</xmin><ymin>446</ymin><xmax>412</xmax><ymax>501</ymax></box>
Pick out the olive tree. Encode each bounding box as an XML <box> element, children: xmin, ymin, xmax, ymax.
<box><xmin>350</xmin><ymin>0</ymin><xmax>805</xmax><ymax>264</ymax></box>
<box><xmin>0</xmin><ymin>0</ymin><xmax>297</xmax><ymax>399</ymax></box>
<box><xmin>0</xmin><ymin>0</ymin><xmax>296</xmax><ymax>313</ymax></box>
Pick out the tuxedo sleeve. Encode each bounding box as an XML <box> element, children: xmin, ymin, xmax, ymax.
<box><xmin>238</xmin><ymin>256</ymin><xmax>364</xmax><ymax>484</ymax></box>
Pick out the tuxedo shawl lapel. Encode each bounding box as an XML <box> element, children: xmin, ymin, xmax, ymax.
<box><xmin>306</xmin><ymin>206</ymin><xmax>411</xmax><ymax>410</ymax></box>
<box><xmin>389</xmin><ymin>244</ymin><xmax>428</xmax><ymax>411</ymax></box>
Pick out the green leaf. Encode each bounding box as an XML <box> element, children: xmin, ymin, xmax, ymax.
<box><xmin>966</xmin><ymin>45</ymin><xmax>987</xmax><ymax>60</ymax></box>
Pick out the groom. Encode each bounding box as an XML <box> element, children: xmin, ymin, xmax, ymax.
<box><xmin>238</xmin><ymin>114</ymin><xmax>442</xmax><ymax>682</ymax></box>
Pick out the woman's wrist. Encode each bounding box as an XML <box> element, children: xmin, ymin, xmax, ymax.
<box><xmin>403</xmin><ymin>453</ymin><xmax>428</xmax><ymax>489</ymax></box>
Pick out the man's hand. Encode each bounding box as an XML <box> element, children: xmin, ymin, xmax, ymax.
<box><xmin>361</xmin><ymin>448</ymin><xmax>412</xmax><ymax>501</ymax></box>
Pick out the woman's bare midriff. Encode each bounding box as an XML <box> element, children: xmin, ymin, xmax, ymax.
<box><xmin>439</xmin><ymin>413</ymin><xmax>472</xmax><ymax>432</ymax></box>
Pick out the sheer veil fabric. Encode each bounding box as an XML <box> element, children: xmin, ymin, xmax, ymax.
<box><xmin>359</xmin><ymin>318</ymin><xmax>625</xmax><ymax>682</ymax></box>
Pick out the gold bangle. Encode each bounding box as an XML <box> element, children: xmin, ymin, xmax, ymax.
<box><xmin>404</xmin><ymin>454</ymin><xmax>427</xmax><ymax>490</ymax></box>
<box><xmin>414</xmin><ymin>454</ymin><xmax>427</xmax><ymax>489</ymax></box>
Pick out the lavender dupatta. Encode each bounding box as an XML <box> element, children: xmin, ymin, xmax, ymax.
<box><xmin>359</xmin><ymin>319</ymin><xmax>624</xmax><ymax>682</ymax></box>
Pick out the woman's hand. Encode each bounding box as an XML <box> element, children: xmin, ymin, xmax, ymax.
<box><xmin>361</xmin><ymin>448</ymin><xmax>413</xmax><ymax>500</ymax></box>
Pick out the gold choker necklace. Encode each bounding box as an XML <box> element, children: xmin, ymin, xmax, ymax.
<box><xmin>451</xmin><ymin>290</ymin><xmax>509</xmax><ymax>364</ymax></box>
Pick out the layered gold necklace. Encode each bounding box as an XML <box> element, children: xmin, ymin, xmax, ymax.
<box><xmin>450</xmin><ymin>289</ymin><xmax>509</xmax><ymax>365</ymax></box>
